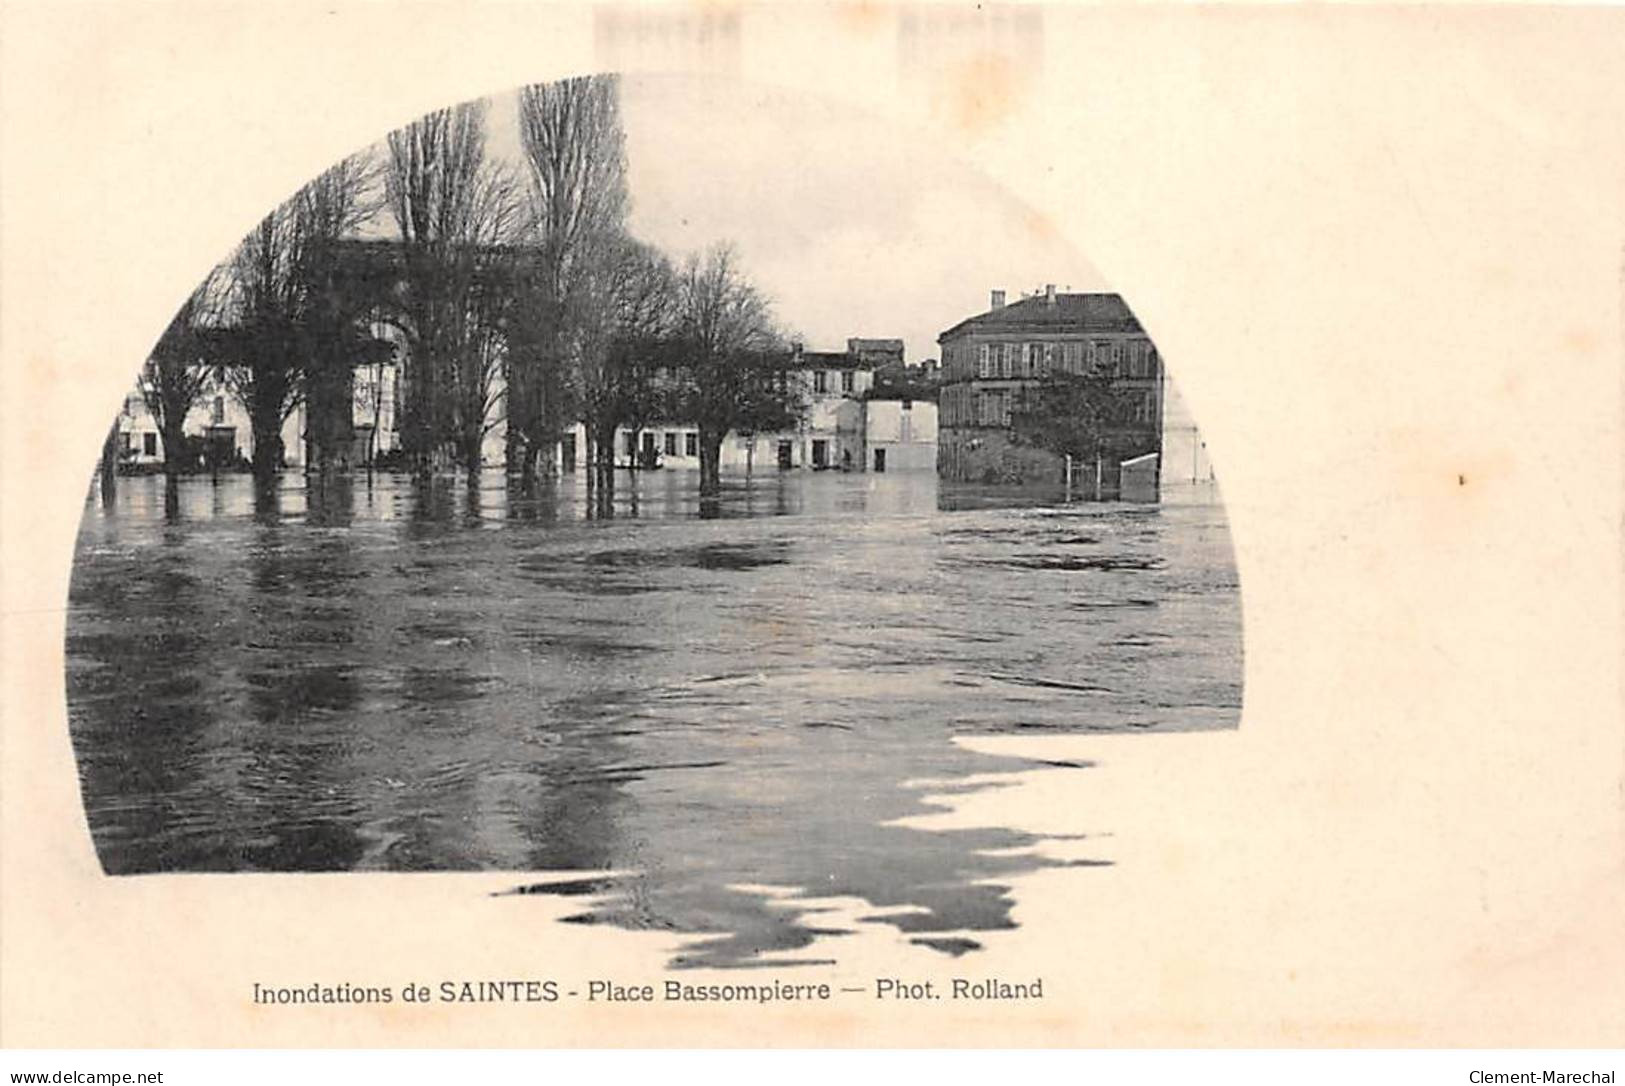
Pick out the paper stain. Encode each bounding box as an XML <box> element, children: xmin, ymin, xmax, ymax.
<box><xmin>1559</xmin><ymin>326</ymin><xmax>1599</xmax><ymax>356</ymax></box>
<box><xmin>1021</xmin><ymin>204</ymin><xmax>1060</xmax><ymax>246</ymax></box>
<box><xmin>837</xmin><ymin>0</ymin><xmax>887</xmax><ymax>37</ymax></box>
<box><xmin>944</xmin><ymin>52</ymin><xmax>1020</xmax><ymax>137</ymax></box>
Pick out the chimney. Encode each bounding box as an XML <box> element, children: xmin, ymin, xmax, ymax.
<box><xmin>990</xmin><ymin>289</ymin><xmax>1006</xmax><ymax>310</ymax></box>
<box><xmin>1044</xmin><ymin>283</ymin><xmax>1056</xmax><ymax>306</ymax></box>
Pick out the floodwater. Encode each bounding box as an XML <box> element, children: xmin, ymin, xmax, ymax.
<box><xmin>66</xmin><ymin>468</ymin><xmax>1241</xmax><ymax>968</ymax></box>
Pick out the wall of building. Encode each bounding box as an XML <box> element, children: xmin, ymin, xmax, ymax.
<box><xmin>936</xmin><ymin>321</ymin><xmax>1162</xmax><ymax>496</ymax></box>
<box><xmin>937</xmin><ymin>427</ymin><xmax>1065</xmax><ymax>487</ymax></box>
<box><xmin>861</xmin><ymin>398</ymin><xmax>938</xmax><ymax>472</ymax></box>
<box><xmin>864</xmin><ymin>398</ymin><xmax>937</xmax><ymax>444</ymax></box>
<box><xmin>937</xmin><ymin>425</ymin><xmax>1151</xmax><ymax>498</ymax></box>
<box><xmin>115</xmin><ymin>384</ymin><xmax>306</xmax><ymax>470</ymax></box>
<box><xmin>1120</xmin><ymin>453</ymin><xmax>1160</xmax><ymax>503</ymax></box>
<box><xmin>558</xmin><ymin>402</ymin><xmax>937</xmax><ymax>477</ymax></box>
<box><xmin>110</xmin><ymin>349</ymin><xmax>897</xmax><ymax>478</ymax></box>
<box><xmin>1158</xmin><ymin>378</ymin><xmax>1217</xmax><ymax>488</ymax></box>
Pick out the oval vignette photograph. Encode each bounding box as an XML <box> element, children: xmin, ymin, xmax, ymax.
<box><xmin>64</xmin><ymin>73</ymin><xmax>1241</xmax><ymax>970</ymax></box>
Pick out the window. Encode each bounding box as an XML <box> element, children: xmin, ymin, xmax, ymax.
<box><xmin>841</xmin><ymin>370</ymin><xmax>854</xmax><ymax>393</ymax></box>
<box><xmin>978</xmin><ymin>343</ymin><xmax>991</xmax><ymax>378</ymax></box>
<box><xmin>1000</xmin><ymin>392</ymin><xmax>1013</xmax><ymax>427</ymax></box>
<box><xmin>1028</xmin><ymin>343</ymin><xmax>1044</xmax><ymax>376</ymax></box>
<box><xmin>664</xmin><ymin>432</ymin><xmax>677</xmax><ymax>455</ymax></box>
<box><xmin>814</xmin><ymin>370</ymin><xmax>828</xmax><ymax>394</ymax></box>
<box><xmin>121</xmin><ymin>432</ymin><xmax>132</xmax><ymax>452</ymax></box>
<box><xmin>685</xmin><ymin>432</ymin><xmax>698</xmax><ymax>457</ymax></box>
<box><xmin>1092</xmin><ymin>341</ymin><xmax>1111</xmax><ymax>375</ymax></box>
<box><xmin>999</xmin><ymin>344</ymin><xmax>1013</xmax><ymax>379</ymax></box>
<box><xmin>212</xmin><ymin>395</ymin><xmax>225</xmax><ymax>425</ymax></box>
<box><xmin>142</xmin><ymin>432</ymin><xmax>157</xmax><ymax>456</ymax></box>
<box><xmin>1065</xmin><ymin>342</ymin><xmax>1081</xmax><ymax>373</ymax></box>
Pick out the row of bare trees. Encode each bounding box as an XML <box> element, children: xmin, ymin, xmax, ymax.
<box><xmin>126</xmin><ymin>75</ymin><xmax>794</xmax><ymax>503</ymax></box>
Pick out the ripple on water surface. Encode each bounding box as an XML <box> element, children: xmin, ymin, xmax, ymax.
<box><xmin>66</xmin><ymin>469</ymin><xmax>1241</xmax><ymax>966</ymax></box>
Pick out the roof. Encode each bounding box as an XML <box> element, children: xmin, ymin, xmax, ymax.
<box><xmin>794</xmin><ymin>350</ymin><xmax>869</xmax><ymax>371</ymax></box>
<box><xmin>937</xmin><ymin>292</ymin><xmax>1144</xmax><ymax>342</ymax></box>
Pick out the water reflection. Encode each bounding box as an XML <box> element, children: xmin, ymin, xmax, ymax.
<box><xmin>66</xmin><ymin>468</ymin><xmax>1241</xmax><ymax>967</ymax></box>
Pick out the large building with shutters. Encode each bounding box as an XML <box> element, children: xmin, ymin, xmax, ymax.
<box><xmin>936</xmin><ymin>287</ymin><xmax>1164</xmax><ymax>498</ymax></box>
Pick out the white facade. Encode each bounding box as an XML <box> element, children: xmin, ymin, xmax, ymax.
<box><xmin>114</xmin><ymin>379</ymin><xmax>306</xmax><ymax>470</ymax></box>
<box><xmin>108</xmin><ymin>352</ymin><xmax>910</xmax><ymax>477</ymax></box>
<box><xmin>564</xmin><ymin>359</ymin><xmax>881</xmax><ymax>474</ymax></box>
<box><xmin>1159</xmin><ymin>379</ymin><xmax>1216</xmax><ymax>486</ymax></box>
<box><xmin>858</xmin><ymin>398</ymin><xmax>939</xmax><ymax>472</ymax></box>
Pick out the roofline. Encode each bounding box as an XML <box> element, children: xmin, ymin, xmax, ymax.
<box><xmin>938</xmin><ymin>319</ymin><xmax>1146</xmax><ymax>343</ymax></box>
<box><xmin>937</xmin><ymin>294</ymin><xmax>1145</xmax><ymax>343</ymax></box>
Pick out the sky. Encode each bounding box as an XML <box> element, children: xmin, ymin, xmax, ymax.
<box><xmin>483</xmin><ymin>74</ymin><xmax>1109</xmax><ymax>363</ymax></box>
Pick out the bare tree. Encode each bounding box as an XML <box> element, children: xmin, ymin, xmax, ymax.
<box><xmin>510</xmin><ymin>75</ymin><xmax>630</xmax><ymax>487</ymax></box>
<box><xmin>221</xmin><ymin>150</ymin><xmax>383</xmax><ymax>482</ymax></box>
<box><xmin>667</xmin><ymin>244</ymin><xmax>796</xmax><ymax>496</ymax></box>
<box><xmin>386</xmin><ymin>102</ymin><xmax>524</xmax><ymax>477</ymax></box>
<box><xmin>570</xmin><ymin>233</ymin><xmax>678</xmax><ymax>491</ymax></box>
<box><xmin>222</xmin><ymin>209</ymin><xmax>302</xmax><ymax>481</ymax></box>
<box><xmin>140</xmin><ymin>269</ymin><xmax>229</xmax><ymax>513</ymax></box>
<box><xmin>292</xmin><ymin>152</ymin><xmax>388</xmax><ymax>475</ymax></box>
<box><xmin>447</xmin><ymin>164</ymin><xmax>526</xmax><ymax>476</ymax></box>
<box><xmin>97</xmin><ymin>418</ymin><xmax>120</xmax><ymax>508</ymax></box>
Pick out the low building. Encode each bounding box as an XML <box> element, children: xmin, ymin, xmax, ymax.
<box><xmin>937</xmin><ymin>286</ymin><xmax>1163</xmax><ymax>499</ymax></box>
<box><xmin>836</xmin><ymin>397</ymin><xmax>939</xmax><ymax>472</ymax></box>
<box><xmin>113</xmin><ymin>378</ymin><xmax>307</xmax><ymax>472</ymax></box>
<box><xmin>582</xmin><ymin>340</ymin><xmax>884</xmax><ymax>473</ymax></box>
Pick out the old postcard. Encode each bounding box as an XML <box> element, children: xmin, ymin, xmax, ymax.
<box><xmin>1</xmin><ymin>2</ymin><xmax>1620</xmax><ymax>1049</ymax></box>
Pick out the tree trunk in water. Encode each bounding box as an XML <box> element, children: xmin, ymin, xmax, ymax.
<box><xmin>99</xmin><ymin>422</ymin><xmax>119</xmax><ymax>510</ymax></box>
<box><xmin>411</xmin><ymin>446</ymin><xmax>437</xmax><ymax>482</ymax></box>
<box><xmin>536</xmin><ymin>433</ymin><xmax>557</xmax><ymax>478</ymax></box>
<box><xmin>512</xmin><ymin>434</ymin><xmax>534</xmax><ymax>492</ymax></box>
<box><xmin>504</xmin><ymin>415</ymin><xmax>523</xmax><ymax>480</ymax></box>
<box><xmin>253</xmin><ymin>472</ymin><xmax>281</xmax><ymax>521</ymax></box>
<box><xmin>160</xmin><ymin>416</ymin><xmax>188</xmax><ymax>520</ymax></box>
<box><xmin>698</xmin><ymin>427</ymin><xmax>724</xmax><ymax>498</ymax></box>
<box><xmin>251</xmin><ymin>413</ymin><xmax>283</xmax><ymax>484</ymax></box>
<box><xmin>579</xmin><ymin>422</ymin><xmax>604</xmax><ymax>519</ymax></box>
<box><xmin>160</xmin><ymin>417</ymin><xmax>188</xmax><ymax>475</ymax></box>
<box><xmin>306</xmin><ymin>361</ymin><xmax>355</xmax><ymax>476</ymax></box>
